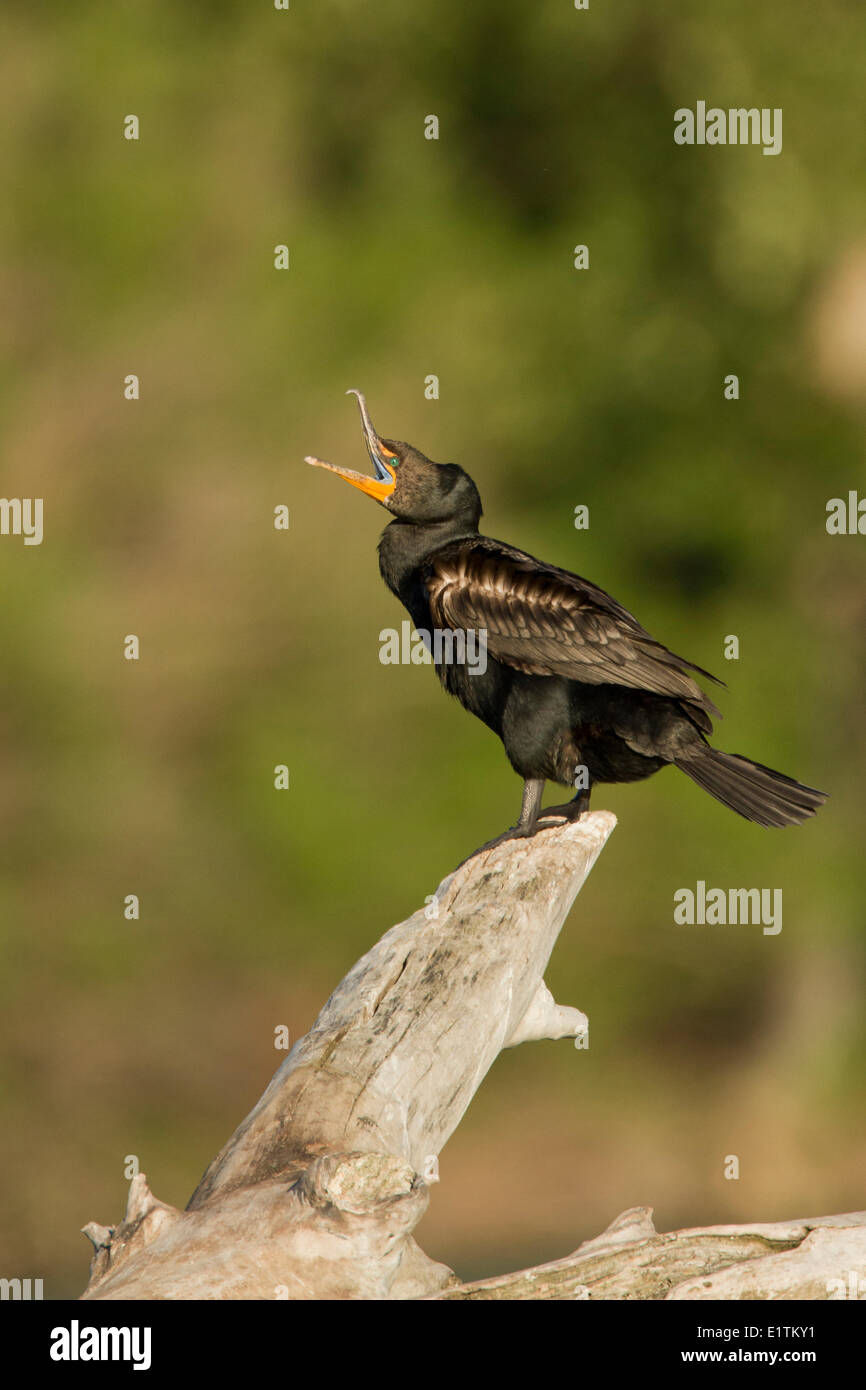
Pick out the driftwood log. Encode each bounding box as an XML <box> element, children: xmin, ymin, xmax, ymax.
<box><xmin>80</xmin><ymin>810</ymin><xmax>864</xmax><ymax>1300</ymax></box>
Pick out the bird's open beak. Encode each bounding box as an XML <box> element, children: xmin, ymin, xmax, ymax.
<box><xmin>305</xmin><ymin>390</ymin><xmax>397</xmax><ymax>503</ymax></box>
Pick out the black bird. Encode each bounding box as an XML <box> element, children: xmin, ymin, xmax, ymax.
<box><xmin>306</xmin><ymin>393</ymin><xmax>827</xmax><ymax>837</ymax></box>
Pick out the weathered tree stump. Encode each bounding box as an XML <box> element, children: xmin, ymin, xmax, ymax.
<box><xmin>80</xmin><ymin>810</ymin><xmax>863</xmax><ymax>1300</ymax></box>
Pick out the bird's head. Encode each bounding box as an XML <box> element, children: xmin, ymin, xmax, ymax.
<box><xmin>306</xmin><ymin>391</ymin><xmax>481</xmax><ymax>528</ymax></box>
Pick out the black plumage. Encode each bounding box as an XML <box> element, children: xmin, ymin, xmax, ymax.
<box><xmin>307</xmin><ymin>394</ymin><xmax>827</xmax><ymax>836</ymax></box>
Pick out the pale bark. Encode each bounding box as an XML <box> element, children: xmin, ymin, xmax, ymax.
<box><xmin>79</xmin><ymin>809</ymin><xmax>861</xmax><ymax>1301</ymax></box>
<box><xmin>428</xmin><ymin>1206</ymin><xmax>866</xmax><ymax>1300</ymax></box>
<box><xmin>81</xmin><ymin>812</ymin><xmax>612</xmax><ymax>1300</ymax></box>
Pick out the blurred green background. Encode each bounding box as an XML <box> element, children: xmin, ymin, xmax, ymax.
<box><xmin>1</xmin><ymin>0</ymin><xmax>864</xmax><ymax>1297</ymax></box>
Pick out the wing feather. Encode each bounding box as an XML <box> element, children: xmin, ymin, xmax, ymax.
<box><xmin>424</xmin><ymin>539</ymin><xmax>722</xmax><ymax>722</ymax></box>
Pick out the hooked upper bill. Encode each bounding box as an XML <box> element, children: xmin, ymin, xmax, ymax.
<box><xmin>305</xmin><ymin>390</ymin><xmax>398</xmax><ymax>503</ymax></box>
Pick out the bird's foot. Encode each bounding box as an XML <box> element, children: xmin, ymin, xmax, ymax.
<box><xmin>460</xmin><ymin>788</ymin><xmax>592</xmax><ymax>865</ymax></box>
<box><xmin>460</xmin><ymin>822</ymin><xmax>540</xmax><ymax>864</ymax></box>
<box><xmin>462</xmin><ymin>806</ymin><xmax>589</xmax><ymax>864</ymax></box>
<box><xmin>535</xmin><ymin>796</ymin><xmax>590</xmax><ymax>826</ymax></box>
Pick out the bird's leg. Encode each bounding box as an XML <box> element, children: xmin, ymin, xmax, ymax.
<box><xmin>516</xmin><ymin>776</ymin><xmax>545</xmax><ymax>830</ymax></box>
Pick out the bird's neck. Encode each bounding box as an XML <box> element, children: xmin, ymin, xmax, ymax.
<box><xmin>378</xmin><ymin>516</ymin><xmax>479</xmax><ymax>596</ymax></box>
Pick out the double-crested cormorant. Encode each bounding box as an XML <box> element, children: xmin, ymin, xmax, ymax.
<box><xmin>307</xmin><ymin>393</ymin><xmax>827</xmax><ymax>836</ymax></box>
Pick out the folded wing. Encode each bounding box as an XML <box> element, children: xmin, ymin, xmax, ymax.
<box><xmin>424</xmin><ymin>538</ymin><xmax>722</xmax><ymax>728</ymax></box>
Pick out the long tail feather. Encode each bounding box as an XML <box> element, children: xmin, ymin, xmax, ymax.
<box><xmin>676</xmin><ymin>746</ymin><xmax>827</xmax><ymax>828</ymax></box>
